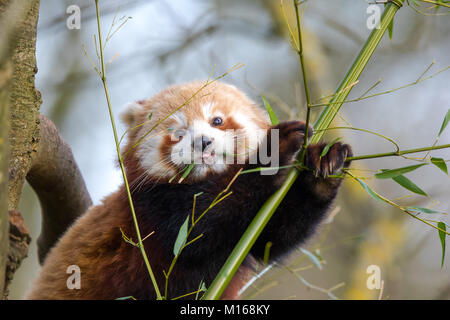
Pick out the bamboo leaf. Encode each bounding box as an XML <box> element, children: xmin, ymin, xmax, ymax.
<box><xmin>438</xmin><ymin>221</ymin><xmax>446</xmax><ymax>268</ymax></box>
<box><xmin>299</xmin><ymin>248</ymin><xmax>322</xmax><ymax>270</ymax></box>
<box><xmin>263</xmin><ymin>241</ymin><xmax>272</xmax><ymax>265</ymax></box>
<box><xmin>178</xmin><ymin>163</ymin><xmax>195</xmax><ymax>183</ymax></box>
<box><xmin>438</xmin><ymin>109</ymin><xmax>450</xmax><ymax>137</ymax></box>
<box><xmin>115</xmin><ymin>296</ymin><xmax>136</xmax><ymax>300</ymax></box>
<box><xmin>406</xmin><ymin>206</ymin><xmax>440</xmax><ymax>214</ymax></box>
<box><xmin>384</xmin><ymin>3</ymin><xmax>394</xmax><ymax>40</ymax></box>
<box><xmin>375</xmin><ymin>163</ymin><xmax>426</xmax><ymax>179</ymax></box>
<box><xmin>314</xmin><ymin>249</ymin><xmax>323</xmax><ymax>261</ymax></box>
<box><xmin>195</xmin><ymin>280</ymin><xmax>207</xmax><ymax>300</ymax></box>
<box><xmin>387</xmin><ymin>20</ymin><xmax>394</xmax><ymax>40</ymax></box>
<box><xmin>355</xmin><ymin>178</ymin><xmax>385</xmax><ymax>203</ymax></box>
<box><xmin>320</xmin><ymin>137</ymin><xmax>341</xmax><ymax>159</ymax></box>
<box><xmin>431</xmin><ymin>157</ymin><xmax>448</xmax><ymax>175</ymax></box>
<box><xmin>168</xmin><ymin>173</ymin><xmax>178</xmax><ymax>183</ymax></box>
<box><xmin>173</xmin><ymin>215</ymin><xmax>189</xmax><ymax>256</ymax></box>
<box><xmin>391</xmin><ymin>174</ymin><xmax>427</xmax><ymax>196</ymax></box>
<box><xmin>262</xmin><ymin>95</ymin><xmax>279</xmax><ymax>125</ymax></box>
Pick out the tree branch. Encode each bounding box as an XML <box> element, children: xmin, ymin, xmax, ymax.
<box><xmin>27</xmin><ymin>115</ymin><xmax>92</xmax><ymax>264</ymax></box>
<box><xmin>0</xmin><ymin>54</ymin><xmax>10</xmax><ymax>300</ymax></box>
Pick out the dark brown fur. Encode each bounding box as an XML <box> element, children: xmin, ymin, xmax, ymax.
<box><xmin>26</xmin><ymin>119</ymin><xmax>351</xmax><ymax>300</ymax></box>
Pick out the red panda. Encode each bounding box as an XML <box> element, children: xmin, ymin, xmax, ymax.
<box><xmin>26</xmin><ymin>81</ymin><xmax>352</xmax><ymax>300</ymax></box>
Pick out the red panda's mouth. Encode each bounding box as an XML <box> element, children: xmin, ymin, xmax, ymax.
<box><xmin>201</xmin><ymin>151</ymin><xmax>215</xmax><ymax>159</ymax></box>
<box><xmin>201</xmin><ymin>151</ymin><xmax>216</xmax><ymax>165</ymax></box>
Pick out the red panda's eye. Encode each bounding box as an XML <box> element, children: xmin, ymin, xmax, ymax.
<box><xmin>172</xmin><ymin>129</ymin><xmax>185</xmax><ymax>142</ymax></box>
<box><xmin>212</xmin><ymin>117</ymin><xmax>223</xmax><ymax>126</ymax></box>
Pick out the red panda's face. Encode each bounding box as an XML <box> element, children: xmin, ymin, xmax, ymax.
<box><xmin>121</xmin><ymin>82</ymin><xmax>271</xmax><ymax>182</ymax></box>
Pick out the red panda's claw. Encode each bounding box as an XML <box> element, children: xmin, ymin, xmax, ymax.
<box><xmin>306</xmin><ymin>142</ymin><xmax>352</xmax><ymax>178</ymax></box>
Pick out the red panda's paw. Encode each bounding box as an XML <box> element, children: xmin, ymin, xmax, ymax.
<box><xmin>271</xmin><ymin>120</ymin><xmax>313</xmax><ymax>156</ymax></box>
<box><xmin>306</xmin><ymin>142</ymin><xmax>352</xmax><ymax>178</ymax></box>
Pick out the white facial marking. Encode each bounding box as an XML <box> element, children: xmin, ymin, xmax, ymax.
<box><xmin>232</xmin><ymin>112</ymin><xmax>264</xmax><ymax>160</ymax></box>
<box><xmin>137</xmin><ymin>133</ymin><xmax>176</xmax><ymax>178</ymax></box>
<box><xmin>202</xmin><ymin>102</ymin><xmax>215</xmax><ymax>119</ymax></box>
<box><xmin>169</xmin><ymin>111</ymin><xmax>187</xmax><ymax>127</ymax></box>
<box><xmin>135</xmin><ymin>97</ymin><xmax>271</xmax><ymax>181</ymax></box>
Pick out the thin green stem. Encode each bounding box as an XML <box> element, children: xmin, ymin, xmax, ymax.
<box><xmin>315</xmin><ymin>126</ymin><xmax>400</xmax><ymax>153</ymax></box>
<box><xmin>164</xmin><ymin>169</ymin><xmax>241</xmax><ymax>299</ymax></box>
<box><xmin>359</xmin><ymin>78</ymin><xmax>382</xmax><ymax>99</ymax></box>
<box><xmin>203</xmin><ymin>0</ymin><xmax>405</xmax><ymax>300</ymax></box>
<box><xmin>345</xmin><ymin>170</ymin><xmax>450</xmax><ymax>236</ymax></box>
<box><xmin>418</xmin><ymin>0</ymin><xmax>450</xmax><ymax>8</ymax></box>
<box><xmin>282</xmin><ymin>263</ymin><xmax>342</xmax><ymax>299</ymax></box>
<box><xmin>94</xmin><ymin>0</ymin><xmax>162</xmax><ymax>300</ymax></box>
<box><xmin>293</xmin><ymin>0</ymin><xmax>312</xmax><ymax>163</ymax></box>
<box><xmin>171</xmin><ymin>289</ymin><xmax>205</xmax><ymax>300</ymax></box>
<box><xmin>346</xmin><ymin>144</ymin><xmax>450</xmax><ymax>161</ymax></box>
<box><xmin>309</xmin><ymin>65</ymin><xmax>449</xmax><ymax>108</ymax></box>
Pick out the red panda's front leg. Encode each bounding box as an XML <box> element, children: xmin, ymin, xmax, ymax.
<box><xmin>245</xmin><ymin>121</ymin><xmax>352</xmax><ymax>261</ymax></box>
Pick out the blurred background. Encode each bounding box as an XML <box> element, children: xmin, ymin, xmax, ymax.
<box><xmin>9</xmin><ymin>0</ymin><xmax>450</xmax><ymax>299</ymax></box>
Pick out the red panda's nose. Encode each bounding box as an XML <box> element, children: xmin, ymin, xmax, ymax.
<box><xmin>193</xmin><ymin>135</ymin><xmax>212</xmax><ymax>152</ymax></box>
<box><xmin>201</xmin><ymin>136</ymin><xmax>212</xmax><ymax>151</ymax></box>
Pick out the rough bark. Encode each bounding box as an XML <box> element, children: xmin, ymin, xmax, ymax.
<box><xmin>0</xmin><ymin>0</ymin><xmax>40</xmax><ymax>298</ymax></box>
<box><xmin>27</xmin><ymin>115</ymin><xmax>92</xmax><ymax>264</ymax></box>
<box><xmin>6</xmin><ymin>0</ymin><xmax>41</xmax><ymax>212</ymax></box>
<box><xmin>0</xmin><ymin>59</ymin><xmax>11</xmax><ymax>299</ymax></box>
<box><xmin>1</xmin><ymin>0</ymin><xmax>92</xmax><ymax>298</ymax></box>
<box><xmin>4</xmin><ymin>210</ymin><xmax>31</xmax><ymax>293</ymax></box>
<box><xmin>0</xmin><ymin>0</ymin><xmax>28</xmax><ymax>300</ymax></box>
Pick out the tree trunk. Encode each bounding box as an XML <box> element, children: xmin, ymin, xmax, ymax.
<box><xmin>4</xmin><ymin>0</ymin><xmax>41</xmax><ymax>211</ymax></box>
<box><xmin>0</xmin><ymin>53</ymin><xmax>11</xmax><ymax>299</ymax></box>
<box><xmin>0</xmin><ymin>0</ymin><xmax>41</xmax><ymax>298</ymax></box>
<box><xmin>1</xmin><ymin>1</ymin><xmax>94</xmax><ymax>298</ymax></box>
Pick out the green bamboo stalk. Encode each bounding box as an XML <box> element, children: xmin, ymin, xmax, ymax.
<box><xmin>203</xmin><ymin>0</ymin><xmax>405</xmax><ymax>300</ymax></box>
<box><xmin>94</xmin><ymin>0</ymin><xmax>162</xmax><ymax>299</ymax></box>
<box><xmin>347</xmin><ymin>143</ymin><xmax>450</xmax><ymax>161</ymax></box>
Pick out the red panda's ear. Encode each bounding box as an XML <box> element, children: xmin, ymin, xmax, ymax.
<box><xmin>120</xmin><ymin>101</ymin><xmax>144</xmax><ymax>128</ymax></box>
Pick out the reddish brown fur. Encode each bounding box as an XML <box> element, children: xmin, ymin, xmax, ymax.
<box><xmin>215</xmin><ymin>117</ymin><xmax>243</xmax><ymax>131</ymax></box>
<box><xmin>27</xmin><ymin>82</ymin><xmax>349</xmax><ymax>300</ymax></box>
<box><xmin>26</xmin><ymin>81</ymin><xmax>267</xmax><ymax>299</ymax></box>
